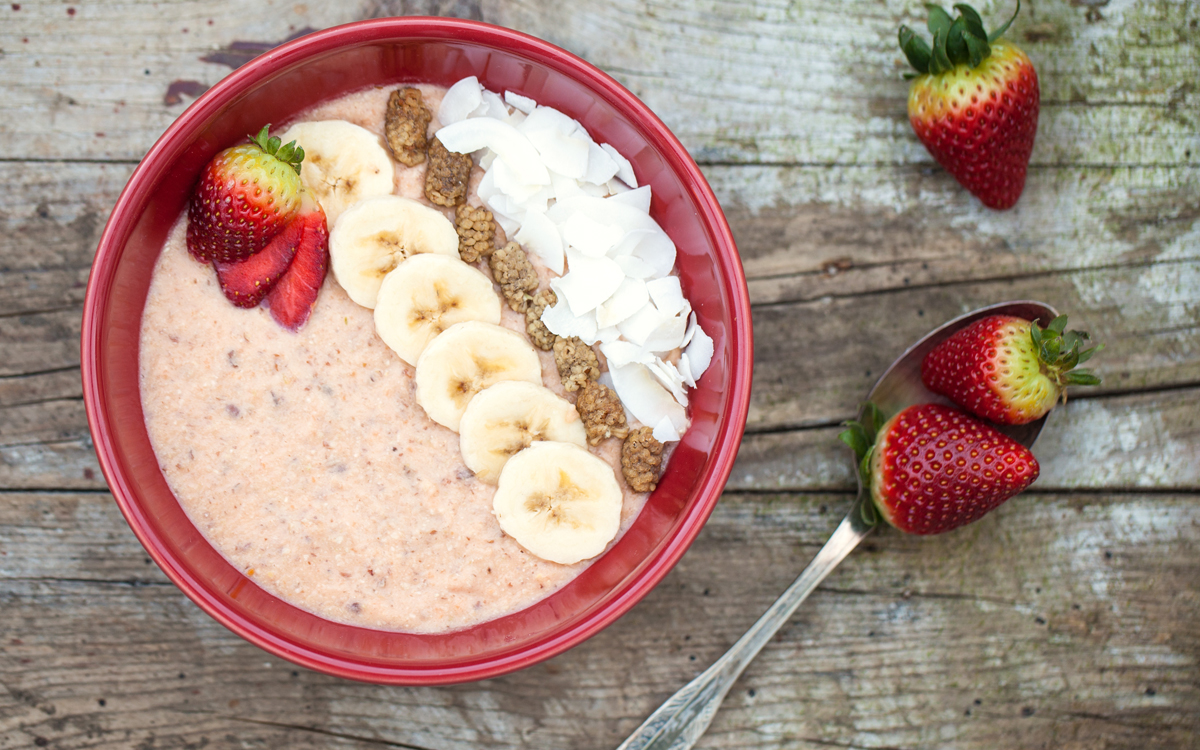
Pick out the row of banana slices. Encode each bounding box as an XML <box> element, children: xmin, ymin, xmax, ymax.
<box><xmin>277</xmin><ymin>118</ymin><xmax>624</xmax><ymax>565</ymax></box>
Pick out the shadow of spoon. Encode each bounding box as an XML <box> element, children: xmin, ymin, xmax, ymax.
<box><xmin>615</xmin><ymin>300</ymin><xmax>1059</xmax><ymax>750</ymax></box>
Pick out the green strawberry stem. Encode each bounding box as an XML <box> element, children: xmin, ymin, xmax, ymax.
<box><xmin>899</xmin><ymin>1</ymin><xmax>1021</xmax><ymax>76</ymax></box>
<box><xmin>838</xmin><ymin>402</ymin><xmax>886</xmax><ymax>527</ymax></box>
<box><xmin>1029</xmin><ymin>315</ymin><xmax>1104</xmax><ymax>402</ymax></box>
<box><xmin>248</xmin><ymin>124</ymin><xmax>305</xmax><ymax>176</ymax></box>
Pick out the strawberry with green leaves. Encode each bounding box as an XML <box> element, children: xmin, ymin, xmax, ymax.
<box><xmin>899</xmin><ymin>2</ymin><xmax>1039</xmax><ymax>209</ymax></box>
<box><xmin>922</xmin><ymin>314</ymin><xmax>1102</xmax><ymax>425</ymax></box>
<box><xmin>841</xmin><ymin>403</ymin><xmax>1039</xmax><ymax>535</ymax></box>
<box><xmin>187</xmin><ymin>125</ymin><xmax>305</xmax><ymax>263</ymax></box>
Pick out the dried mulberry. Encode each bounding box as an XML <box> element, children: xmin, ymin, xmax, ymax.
<box><xmin>424</xmin><ymin>137</ymin><xmax>472</xmax><ymax>207</ymax></box>
<box><xmin>576</xmin><ymin>380</ymin><xmax>629</xmax><ymax>446</ymax></box>
<box><xmin>553</xmin><ymin>336</ymin><xmax>601</xmax><ymax>392</ymax></box>
<box><xmin>384</xmin><ymin>87</ymin><xmax>432</xmax><ymax>166</ymax></box>
<box><xmin>489</xmin><ymin>241</ymin><xmax>539</xmax><ymax>313</ymax></box>
<box><xmin>455</xmin><ymin>203</ymin><xmax>496</xmax><ymax>263</ymax></box>
<box><xmin>622</xmin><ymin>427</ymin><xmax>664</xmax><ymax>493</ymax></box>
<box><xmin>525</xmin><ymin>288</ymin><xmax>558</xmax><ymax>351</ymax></box>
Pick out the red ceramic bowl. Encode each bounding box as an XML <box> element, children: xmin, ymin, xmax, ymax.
<box><xmin>82</xmin><ymin>18</ymin><xmax>752</xmax><ymax>685</ymax></box>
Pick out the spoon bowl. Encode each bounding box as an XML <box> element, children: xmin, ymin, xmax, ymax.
<box><xmin>616</xmin><ymin>300</ymin><xmax>1059</xmax><ymax>750</ymax></box>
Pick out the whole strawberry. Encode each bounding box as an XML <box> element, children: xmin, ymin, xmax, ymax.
<box><xmin>899</xmin><ymin>2</ymin><xmax>1039</xmax><ymax>209</ymax></box>
<box><xmin>841</xmin><ymin>403</ymin><xmax>1039</xmax><ymax>535</ymax></box>
<box><xmin>922</xmin><ymin>314</ymin><xmax>1102</xmax><ymax>425</ymax></box>
<box><xmin>187</xmin><ymin>125</ymin><xmax>304</xmax><ymax>263</ymax></box>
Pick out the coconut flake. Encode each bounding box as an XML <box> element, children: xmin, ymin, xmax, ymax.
<box><xmin>646</xmin><ymin>358</ymin><xmax>689</xmax><ymax>407</ymax></box>
<box><xmin>642</xmin><ymin>312</ymin><xmax>688</xmax><ymax>353</ymax></box>
<box><xmin>541</xmin><ymin>296</ymin><xmax>599</xmax><ymax>342</ymax></box>
<box><xmin>681</xmin><ymin>310</ymin><xmax>698</xmax><ymax>347</ymax></box>
<box><xmin>652</xmin><ymin>416</ymin><xmax>681</xmax><ymax>443</ymax></box>
<box><xmin>617</xmin><ymin>301</ymin><xmax>668</xmax><ymax>347</ymax></box>
<box><xmin>684</xmin><ymin>324</ymin><xmax>714</xmax><ymax>381</ymax></box>
<box><xmin>601</xmin><ymin>143</ymin><xmax>637</xmax><ymax>188</ymax></box>
<box><xmin>600</xmin><ymin>339</ymin><xmax>652</xmax><ymax>368</ymax></box>
<box><xmin>516</xmin><ymin>184</ymin><xmax>556</xmax><ymax>215</ymax></box>
<box><xmin>535</xmin><ymin>131</ymin><xmax>590</xmax><ymax>179</ymax></box>
<box><xmin>606</xmin><ymin>178</ymin><xmax>632</xmax><ymax>195</ymax></box>
<box><xmin>549</xmin><ymin>170</ymin><xmax>586</xmax><ymax>203</ymax></box>
<box><xmin>677</xmin><ymin>353</ymin><xmax>696</xmax><ymax>388</ymax></box>
<box><xmin>614</xmin><ymin>254</ymin><xmax>657</xmax><ymax>280</ymax></box>
<box><xmin>519</xmin><ymin>105</ymin><xmax>580</xmax><ymax>138</ymax></box>
<box><xmin>583</xmin><ymin>141</ymin><xmax>620</xmax><ymax>185</ymax></box>
<box><xmin>561</xmin><ymin>212</ymin><xmax>624</xmax><ymax>258</ymax></box>
<box><xmin>595</xmin><ymin>326</ymin><xmax>622</xmax><ymax>344</ymax></box>
<box><xmin>475</xmin><ymin>166</ymin><xmax>498</xmax><ymax>203</ymax></box>
<box><xmin>436</xmin><ymin>118</ymin><xmax>550</xmax><ymax>186</ymax></box>
<box><xmin>595</xmin><ymin>277</ymin><xmax>649</xmax><ymax>329</ymax></box>
<box><xmin>554</xmin><ymin>250</ymin><xmax>625</xmax><ymax>316</ymax></box>
<box><xmin>646</xmin><ymin>276</ymin><xmax>685</xmax><ymax>317</ymax></box>
<box><xmin>483</xmin><ymin>192</ymin><xmax>524</xmax><ymax>237</ymax></box>
<box><xmin>630</xmin><ymin>228</ymin><xmax>676</xmax><ymax>278</ymax></box>
<box><xmin>610</xmin><ymin>363</ymin><xmax>687</xmax><ymax>437</ymax></box>
<box><xmin>515</xmin><ymin>209</ymin><xmax>564</xmax><ymax>275</ymax></box>
<box><xmin>438</xmin><ymin>76</ymin><xmax>483</xmax><ymax>126</ymax></box>
<box><xmin>490</xmin><ymin>157</ymin><xmax>544</xmax><ymax>204</ymax></box>
<box><xmin>547</xmin><ymin>195</ymin><xmax>659</xmax><ymax>236</ymax></box>
<box><xmin>479</xmin><ymin>89</ymin><xmax>509</xmax><ymax>119</ymax></box>
<box><xmin>609</xmin><ymin>185</ymin><xmax>652</xmax><ymax>214</ymax></box>
<box><xmin>504</xmin><ymin>90</ymin><xmax>537</xmax><ymax>114</ymax></box>
<box><xmin>518</xmin><ymin>108</ymin><xmax>591</xmax><ymax>178</ymax></box>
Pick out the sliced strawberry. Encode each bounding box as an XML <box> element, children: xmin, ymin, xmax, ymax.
<box><xmin>266</xmin><ymin>207</ymin><xmax>329</xmax><ymax>331</ymax></box>
<box><xmin>213</xmin><ymin>218</ymin><xmax>303</xmax><ymax>308</ymax></box>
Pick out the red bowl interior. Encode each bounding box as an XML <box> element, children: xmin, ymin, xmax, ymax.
<box><xmin>82</xmin><ymin>17</ymin><xmax>752</xmax><ymax>685</ymax></box>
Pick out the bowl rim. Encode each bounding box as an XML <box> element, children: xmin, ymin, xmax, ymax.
<box><xmin>82</xmin><ymin>16</ymin><xmax>753</xmax><ymax>684</ymax></box>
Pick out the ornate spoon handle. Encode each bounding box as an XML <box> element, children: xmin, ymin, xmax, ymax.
<box><xmin>616</xmin><ymin>496</ymin><xmax>875</xmax><ymax>750</ymax></box>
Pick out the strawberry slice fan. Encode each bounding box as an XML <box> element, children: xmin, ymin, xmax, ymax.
<box><xmin>899</xmin><ymin>1</ymin><xmax>1040</xmax><ymax>210</ymax></box>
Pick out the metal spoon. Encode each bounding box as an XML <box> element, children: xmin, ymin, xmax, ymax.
<box><xmin>616</xmin><ymin>300</ymin><xmax>1059</xmax><ymax>750</ymax></box>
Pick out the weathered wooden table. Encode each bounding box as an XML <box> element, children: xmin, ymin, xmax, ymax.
<box><xmin>3</xmin><ymin>1</ymin><xmax>1197</xmax><ymax>748</ymax></box>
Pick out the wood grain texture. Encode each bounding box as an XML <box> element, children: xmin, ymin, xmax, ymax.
<box><xmin>0</xmin><ymin>0</ymin><xmax>1197</xmax><ymax>748</ymax></box>
<box><xmin>1</xmin><ymin>491</ymin><xmax>1197</xmax><ymax>749</ymax></box>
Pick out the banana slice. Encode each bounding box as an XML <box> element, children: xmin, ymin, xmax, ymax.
<box><xmin>374</xmin><ymin>254</ymin><xmax>502</xmax><ymax>365</ymax></box>
<box><xmin>414</xmin><ymin>321</ymin><xmax>542</xmax><ymax>431</ymax></box>
<box><xmin>492</xmin><ymin>441</ymin><xmax>623</xmax><ymax>565</ymax></box>
<box><xmin>459</xmin><ymin>381</ymin><xmax>588</xmax><ymax>484</ymax></box>
<box><xmin>277</xmin><ymin>120</ymin><xmax>394</xmax><ymax>225</ymax></box>
<box><xmin>329</xmin><ymin>195</ymin><xmax>460</xmax><ymax>309</ymax></box>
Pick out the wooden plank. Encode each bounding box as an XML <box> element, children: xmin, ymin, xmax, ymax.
<box><xmin>730</xmin><ymin>387</ymin><xmax>1200</xmax><ymax>493</ymax></box>
<box><xmin>0</xmin><ymin>438</ymin><xmax>105</xmax><ymax>491</ymax></box>
<box><xmin>0</xmin><ymin>309</ymin><xmax>81</xmax><ymax>378</ymax></box>
<box><xmin>0</xmin><ymin>1</ymin><xmax>1195</xmax><ymax>166</ymax></box>
<box><xmin>748</xmin><ymin>266</ymin><xmax>1200</xmax><ymax>430</ymax></box>
<box><xmin>708</xmin><ymin>164</ymin><xmax>1200</xmax><ymax>306</ymax></box>
<box><xmin>0</xmin><ymin>162</ymin><xmax>134</xmax><ymax>317</ymax></box>
<box><xmin>1</xmin><ymin>489</ymin><xmax>1196</xmax><ymax>749</ymax></box>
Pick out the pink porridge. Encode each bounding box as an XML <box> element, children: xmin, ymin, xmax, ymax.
<box><xmin>138</xmin><ymin>85</ymin><xmax>650</xmax><ymax>633</ymax></box>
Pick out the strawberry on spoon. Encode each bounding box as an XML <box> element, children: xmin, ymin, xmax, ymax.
<box><xmin>922</xmin><ymin>314</ymin><xmax>1102</xmax><ymax>425</ymax></box>
<box><xmin>899</xmin><ymin>2</ymin><xmax>1039</xmax><ymax>209</ymax></box>
<box><xmin>841</xmin><ymin>402</ymin><xmax>1039</xmax><ymax>535</ymax></box>
<box><xmin>187</xmin><ymin>125</ymin><xmax>305</xmax><ymax>263</ymax></box>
